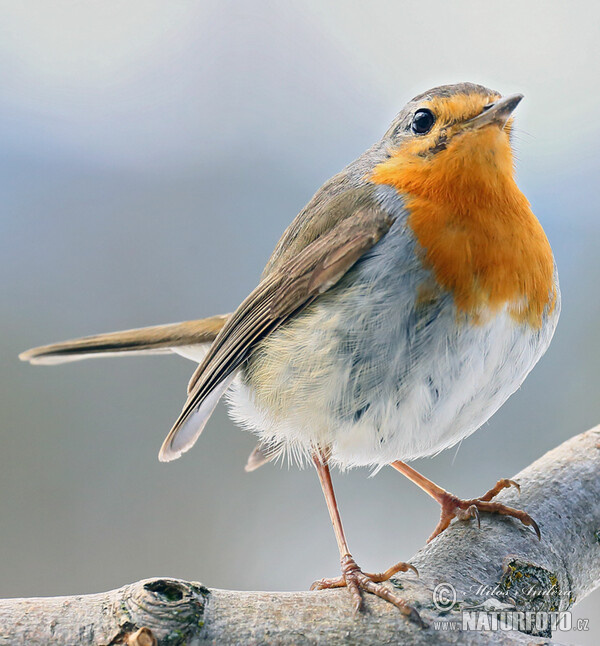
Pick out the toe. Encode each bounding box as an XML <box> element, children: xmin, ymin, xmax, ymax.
<box><xmin>310</xmin><ymin>576</ymin><xmax>346</xmax><ymax>590</ymax></box>
<box><xmin>347</xmin><ymin>575</ymin><xmax>363</xmax><ymax>613</ymax></box>
<box><xmin>470</xmin><ymin>500</ymin><xmax>542</xmax><ymax>540</ymax></box>
<box><xmin>479</xmin><ymin>478</ymin><xmax>521</xmax><ymax>501</ymax></box>
<box><xmin>364</xmin><ymin>560</ymin><xmax>419</xmax><ymax>582</ymax></box>
<box><xmin>360</xmin><ymin>576</ymin><xmax>425</xmax><ymax>627</ymax></box>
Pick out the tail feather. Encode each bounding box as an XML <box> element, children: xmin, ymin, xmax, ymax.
<box><xmin>19</xmin><ymin>315</ymin><xmax>229</xmax><ymax>365</ymax></box>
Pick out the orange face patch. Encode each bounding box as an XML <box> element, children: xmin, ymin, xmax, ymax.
<box><xmin>370</xmin><ymin>93</ymin><xmax>556</xmax><ymax>328</ymax></box>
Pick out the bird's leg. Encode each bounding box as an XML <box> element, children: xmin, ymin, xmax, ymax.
<box><xmin>310</xmin><ymin>453</ymin><xmax>424</xmax><ymax>625</ymax></box>
<box><xmin>389</xmin><ymin>460</ymin><xmax>540</xmax><ymax>542</ymax></box>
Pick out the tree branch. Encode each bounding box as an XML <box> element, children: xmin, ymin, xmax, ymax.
<box><xmin>2</xmin><ymin>426</ymin><xmax>599</xmax><ymax>645</ymax></box>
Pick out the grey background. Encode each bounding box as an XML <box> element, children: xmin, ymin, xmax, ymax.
<box><xmin>1</xmin><ymin>2</ymin><xmax>598</xmax><ymax>643</ymax></box>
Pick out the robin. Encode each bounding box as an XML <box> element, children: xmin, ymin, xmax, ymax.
<box><xmin>20</xmin><ymin>82</ymin><xmax>560</xmax><ymax>624</ymax></box>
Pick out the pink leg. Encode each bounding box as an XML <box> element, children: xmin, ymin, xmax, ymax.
<box><xmin>390</xmin><ymin>461</ymin><xmax>540</xmax><ymax>542</ymax></box>
<box><xmin>310</xmin><ymin>454</ymin><xmax>424</xmax><ymax>625</ymax></box>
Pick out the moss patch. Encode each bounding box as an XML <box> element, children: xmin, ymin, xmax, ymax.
<box><xmin>499</xmin><ymin>559</ymin><xmax>562</xmax><ymax>638</ymax></box>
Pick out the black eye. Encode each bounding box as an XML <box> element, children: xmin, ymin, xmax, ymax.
<box><xmin>411</xmin><ymin>109</ymin><xmax>435</xmax><ymax>134</ymax></box>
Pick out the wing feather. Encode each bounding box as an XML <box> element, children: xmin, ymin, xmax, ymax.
<box><xmin>159</xmin><ymin>205</ymin><xmax>394</xmax><ymax>461</ymax></box>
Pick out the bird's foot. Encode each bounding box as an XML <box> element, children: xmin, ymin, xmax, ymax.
<box><xmin>428</xmin><ymin>478</ymin><xmax>540</xmax><ymax>542</ymax></box>
<box><xmin>310</xmin><ymin>554</ymin><xmax>425</xmax><ymax>626</ymax></box>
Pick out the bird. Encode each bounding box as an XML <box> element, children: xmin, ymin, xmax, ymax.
<box><xmin>20</xmin><ymin>82</ymin><xmax>560</xmax><ymax>624</ymax></box>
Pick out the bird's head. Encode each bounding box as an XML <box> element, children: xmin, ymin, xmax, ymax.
<box><xmin>371</xmin><ymin>83</ymin><xmax>523</xmax><ymax>203</ymax></box>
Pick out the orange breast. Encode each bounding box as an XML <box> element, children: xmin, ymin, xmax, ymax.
<box><xmin>370</xmin><ymin>126</ymin><xmax>556</xmax><ymax>328</ymax></box>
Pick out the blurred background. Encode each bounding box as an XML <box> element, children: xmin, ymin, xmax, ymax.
<box><xmin>1</xmin><ymin>1</ymin><xmax>598</xmax><ymax>642</ymax></box>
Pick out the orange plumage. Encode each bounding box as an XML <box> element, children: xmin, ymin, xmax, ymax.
<box><xmin>371</xmin><ymin>94</ymin><xmax>556</xmax><ymax>328</ymax></box>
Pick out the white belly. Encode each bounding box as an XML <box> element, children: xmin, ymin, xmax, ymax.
<box><xmin>225</xmin><ymin>214</ymin><xmax>560</xmax><ymax>469</ymax></box>
<box><xmin>228</xmin><ymin>310</ymin><xmax>557</xmax><ymax>469</ymax></box>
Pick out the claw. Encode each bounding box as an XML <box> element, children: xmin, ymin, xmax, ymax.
<box><xmin>408</xmin><ymin>606</ymin><xmax>429</xmax><ymax>630</ymax></box>
<box><xmin>529</xmin><ymin>517</ymin><xmax>542</xmax><ymax>541</ymax></box>
<box><xmin>508</xmin><ymin>479</ymin><xmax>521</xmax><ymax>493</ymax></box>
<box><xmin>311</xmin><ymin>555</ymin><xmax>423</xmax><ymax>626</ymax></box>
<box><xmin>456</xmin><ymin>503</ymin><xmax>480</xmax><ymax>527</ymax></box>
<box><xmin>407</xmin><ymin>563</ymin><xmax>419</xmax><ymax>577</ymax></box>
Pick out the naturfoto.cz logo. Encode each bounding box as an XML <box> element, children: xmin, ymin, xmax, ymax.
<box><xmin>431</xmin><ymin>583</ymin><xmax>589</xmax><ymax>633</ymax></box>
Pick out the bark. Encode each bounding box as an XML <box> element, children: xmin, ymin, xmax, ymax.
<box><xmin>1</xmin><ymin>425</ymin><xmax>599</xmax><ymax>646</ymax></box>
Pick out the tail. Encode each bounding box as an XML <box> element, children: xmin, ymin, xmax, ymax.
<box><xmin>19</xmin><ymin>315</ymin><xmax>229</xmax><ymax>365</ymax></box>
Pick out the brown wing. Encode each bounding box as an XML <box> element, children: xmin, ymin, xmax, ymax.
<box><xmin>159</xmin><ymin>204</ymin><xmax>394</xmax><ymax>461</ymax></box>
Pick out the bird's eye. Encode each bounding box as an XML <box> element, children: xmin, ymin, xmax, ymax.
<box><xmin>411</xmin><ymin>109</ymin><xmax>435</xmax><ymax>135</ymax></box>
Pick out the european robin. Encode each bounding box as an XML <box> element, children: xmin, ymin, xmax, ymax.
<box><xmin>20</xmin><ymin>82</ymin><xmax>560</xmax><ymax>623</ymax></box>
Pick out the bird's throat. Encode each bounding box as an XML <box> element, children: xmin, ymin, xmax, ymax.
<box><xmin>370</xmin><ymin>130</ymin><xmax>557</xmax><ymax>328</ymax></box>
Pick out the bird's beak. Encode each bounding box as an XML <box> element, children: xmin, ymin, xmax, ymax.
<box><xmin>463</xmin><ymin>93</ymin><xmax>524</xmax><ymax>130</ymax></box>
